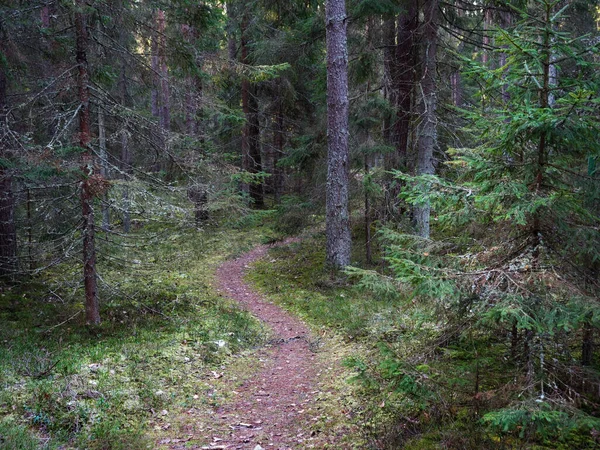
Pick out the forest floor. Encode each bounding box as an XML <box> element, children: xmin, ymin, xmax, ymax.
<box><xmin>157</xmin><ymin>239</ymin><xmax>360</xmax><ymax>450</ymax></box>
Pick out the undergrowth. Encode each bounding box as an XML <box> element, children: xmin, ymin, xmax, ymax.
<box><xmin>248</xmin><ymin>231</ymin><xmax>600</xmax><ymax>449</ymax></box>
<box><xmin>0</xmin><ymin>225</ymin><xmax>268</xmax><ymax>449</ymax></box>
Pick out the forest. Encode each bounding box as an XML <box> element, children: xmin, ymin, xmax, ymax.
<box><xmin>0</xmin><ymin>0</ymin><xmax>599</xmax><ymax>448</ymax></box>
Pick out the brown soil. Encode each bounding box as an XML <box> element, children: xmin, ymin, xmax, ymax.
<box><xmin>196</xmin><ymin>240</ymin><xmax>329</xmax><ymax>449</ymax></box>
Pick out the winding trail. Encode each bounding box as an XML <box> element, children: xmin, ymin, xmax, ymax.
<box><xmin>208</xmin><ymin>240</ymin><xmax>323</xmax><ymax>449</ymax></box>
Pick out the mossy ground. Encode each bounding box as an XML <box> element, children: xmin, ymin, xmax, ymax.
<box><xmin>0</xmin><ymin>225</ymin><xmax>269</xmax><ymax>449</ymax></box>
<box><xmin>246</xmin><ymin>232</ymin><xmax>587</xmax><ymax>449</ymax></box>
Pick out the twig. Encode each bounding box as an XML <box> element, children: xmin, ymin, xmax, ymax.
<box><xmin>34</xmin><ymin>360</ymin><xmax>60</xmax><ymax>379</ymax></box>
<box><xmin>43</xmin><ymin>310</ymin><xmax>82</xmax><ymax>334</ymax></box>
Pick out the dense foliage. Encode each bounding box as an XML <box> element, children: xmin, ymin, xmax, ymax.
<box><xmin>0</xmin><ymin>0</ymin><xmax>598</xmax><ymax>448</ymax></box>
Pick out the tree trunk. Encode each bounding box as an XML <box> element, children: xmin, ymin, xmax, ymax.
<box><xmin>582</xmin><ymin>317</ymin><xmax>594</xmax><ymax>366</ymax></box>
<box><xmin>75</xmin><ymin>0</ymin><xmax>100</xmax><ymax>325</ymax></box>
<box><xmin>273</xmin><ymin>81</ymin><xmax>285</xmax><ymax>203</ymax></box>
<box><xmin>0</xmin><ymin>57</ymin><xmax>17</xmax><ymax>278</ymax></box>
<box><xmin>41</xmin><ymin>2</ymin><xmax>51</xmax><ymax>28</ymax></box>
<box><xmin>248</xmin><ymin>84</ymin><xmax>263</xmax><ymax>207</ymax></box>
<box><xmin>241</xmin><ymin>12</ymin><xmax>250</xmax><ymax>198</ymax></box>
<box><xmin>185</xmin><ymin>77</ymin><xmax>197</xmax><ymax>136</ymax></box>
<box><xmin>151</xmin><ymin>20</ymin><xmax>160</xmax><ymax>119</ymax></box>
<box><xmin>532</xmin><ymin>2</ymin><xmax>553</xmax><ymax>257</ymax></box>
<box><xmin>392</xmin><ymin>2</ymin><xmax>418</xmax><ymax>171</ymax></box>
<box><xmin>117</xmin><ymin>1</ymin><xmax>132</xmax><ymax>234</ymax></box>
<box><xmin>157</xmin><ymin>10</ymin><xmax>170</xmax><ymax>134</ymax></box>
<box><xmin>382</xmin><ymin>17</ymin><xmax>396</xmax><ymax>150</ymax></box>
<box><xmin>365</xmin><ymin>154</ymin><xmax>372</xmax><ymax>265</ymax></box>
<box><xmin>498</xmin><ymin>9</ymin><xmax>513</xmax><ymax>104</ymax></box>
<box><xmin>482</xmin><ymin>5</ymin><xmax>493</xmax><ymax>68</ymax></box>
<box><xmin>98</xmin><ymin>106</ymin><xmax>110</xmax><ymax>231</ymax></box>
<box><xmin>325</xmin><ymin>0</ymin><xmax>351</xmax><ymax>268</ymax></box>
<box><xmin>240</xmin><ymin>12</ymin><xmax>263</xmax><ymax>205</ymax></box>
<box><xmin>0</xmin><ymin>170</ymin><xmax>17</xmax><ymax>278</ymax></box>
<box><xmin>120</xmin><ymin>60</ymin><xmax>132</xmax><ymax>233</ymax></box>
<box><xmin>227</xmin><ymin>2</ymin><xmax>237</xmax><ymax>62</ymax></box>
<box><xmin>414</xmin><ymin>0</ymin><xmax>438</xmax><ymax>239</ymax></box>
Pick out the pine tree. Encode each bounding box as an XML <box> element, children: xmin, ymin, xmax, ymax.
<box><xmin>75</xmin><ymin>0</ymin><xmax>100</xmax><ymax>325</ymax></box>
<box><xmin>325</xmin><ymin>0</ymin><xmax>351</xmax><ymax>268</ymax></box>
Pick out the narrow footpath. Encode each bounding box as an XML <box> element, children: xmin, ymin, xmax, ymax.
<box><xmin>206</xmin><ymin>241</ymin><xmax>325</xmax><ymax>449</ymax></box>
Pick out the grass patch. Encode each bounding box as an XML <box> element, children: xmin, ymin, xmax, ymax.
<box><xmin>247</xmin><ymin>233</ymin><xmax>595</xmax><ymax>449</ymax></box>
<box><xmin>0</xmin><ymin>225</ymin><xmax>269</xmax><ymax>449</ymax></box>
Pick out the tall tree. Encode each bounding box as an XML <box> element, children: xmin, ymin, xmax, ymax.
<box><xmin>392</xmin><ymin>0</ymin><xmax>418</xmax><ymax>170</ymax></box>
<box><xmin>325</xmin><ymin>0</ymin><xmax>351</xmax><ymax>267</ymax></box>
<box><xmin>0</xmin><ymin>55</ymin><xmax>17</xmax><ymax>277</ymax></box>
<box><xmin>75</xmin><ymin>0</ymin><xmax>100</xmax><ymax>325</ymax></box>
<box><xmin>240</xmin><ymin>9</ymin><xmax>264</xmax><ymax>206</ymax></box>
<box><xmin>414</xmin><ymin>0</ymin><xmax>438</xmax><ymax>239</ymax></box>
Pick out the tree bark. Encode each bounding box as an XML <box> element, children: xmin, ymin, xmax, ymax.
<box><xmin>482</xmin><ymin>5</ymin><xmax>493</xmax><ymax>68</ymax></box>
<box><xmin>392</xmin><ymin>2</ymin><xmax>418</xmax><ymax>170</ymax></box>
<box><xmin>414</xmin><ymin>0</ymin><xmax>438</xmax><ymax>239</ymax></box>
<box><xmin>0</xmin><ymin>55</ymin><xmax>17</xmax><ymax>278</ymax></box>
<box><xmin>157</xmin><ymin>10</ymin><xmax>170</xmax><ymax>134</ymax></box>
<box><xmin>240</xmin><ymin>12</ymin><xmax>263</xmax><ymax>206</ymax></box>
<box><xmin>582</xmin><ymin>317</ymin><xmax>594</xmax><ymax>366</ymax></box>
<box><xmin>120</xmin><ymin>58</ymin><xmax>132</xmax><ymax>233</ymax></box>
<box><xmin>382</xmin><ymin>17</ymin><xmax>396</xmax><ymax>149</ymax></box>
<box><xmin>151</xmin><ymin>18</ymin><xmax>160</xmax><ymax>119</ymax></box>
<box><xmin>240</xmin><ymin>12</ymin><xmax>250</xmax><ymax>198</ymax></box>
<box><xmin>75</xmin><ymin>0</ymin><xmax>100</xmax><ymax>325</ymax></box>
<box><xmin>98</xmin><ymin>105</ymin><xmax>110</xmax><ymax>231</ymax></box>
<box><xmin>498</xmin><ymin>9</ymin><xmax>513</xmax><ymax>104</ymax></box>
<box><xmin>226</xmin><ymin>2</ymin><xmax>237</xmax><ymax>62</ymax></box>
<box><xmin>273</xmin><ymin>80</ymin><xmax>285</xmax><ymax>203</ymax></box>
<box><xmin>248</xmin><ymin>84</ymin><xmax>263</xmax><ymax>207</ymax></box>
<box><xmin>325</xmin><ymin>0</ymin><xmax>351</xmax><ymax>268</ymax></box>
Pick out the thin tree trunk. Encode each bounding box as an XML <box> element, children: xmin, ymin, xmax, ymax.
<box><xmin>248</xmin><ymin>84</ymin><xmax>264</xmax><ymax>207</ymax></box>
<box><xmin>75</xmin><ymin>0</ymin><xmax>100</xmax><ymax>325</ymax></box>
<box><xmin>157</xmin><ymin>9</ymin><xmax>170</xmax><ymax>177</ymax></box>
<box><xmin>0</xmin><ymin>170</ymin><xmax>17</xmax><ymax>277</ymax></box>
<box><xmin>482</xmin><ymin>6</ymin><xmax>493</xmax><ymax>67</ymax></box>
<box><xmin>451</xmin><ymin>4</ymin><xmax>465</xmax><ymax>108</ymax></box>
<box><xmin>325</xmin><ymin>0</ymin><xmax>351</xmax><ymax>268</ymax></box>
<box><xmin>157</xmin><ymin>10</ymin><xmax>170</xmax><ymax>133</ymax></box>
<box><xmin>582</xmin><ymin>316</ymin><xmax>594</xmax><ymax>366</ymax></box>
<box><xmin>227</xmin><ymin>2</ymin><xmax>237</xmax><ymax>62</ymax></box>
<box><xmin>41</xmin><ymin>2</ymin><xmax>51</xmax><ymax>28</ymax></box>
<box><xmin>151</xmin><ymin>20</ymin><xmax>160</xmax><ymax>119</ymax></box>
<box><xmin>273</xmin><ymin>81</ymin><xmax>285</xmax><ymax>203</ymax></box>
<box><xmin>382</xmin><ymin>17</ymin><xmax>396</xmax><ymax>151</ymax></box>
<box><xmin>414</xmin><ymin>0</ymin><xmax>438</xmax><ymax>239</ymax></box>
<box><xmin>98</xmin><ymin>106</ymin><xmax>110</xmax><ymax>231</ymax></box>
<box><xmin>365</xmin><ymin>153</ymin><xmax>372</xmax><ymax>265</ymax></box>
<box><xmin>240</xmin><ymin>12</ymin><xmax>253</xmax><ymax>200</ymax></box>
<box><xmin>393</xmin><ymin>2</ymin><xmax>418</xmax><ymax>170</ymax></box>
<box><xmin>120</xmin><ymin>63</ymin><xmax>132</xmax><ymax>233</ymax></box>
<box><xmin>0</xmin><ymin>58</ymin><xmax>17</xmax><ymax>278</ymax></box>
<box><xmin>532</xmin><ymin>2</ymin><xmax>553</xmax><ymax>258</ymax></box>
<box><xmin>117</xmin><ymin>1</ymin><xmax>132</xmax><ymax>234</ymax></box>
<box><xmin>498</xmin><ymin>9</ymin><xmax>512</xmax><ymax>104</ymax></box>
<box><xmin>185</xmin><ymin>78</ymin><xmax>196</xmax><ymax>136</ymax></box>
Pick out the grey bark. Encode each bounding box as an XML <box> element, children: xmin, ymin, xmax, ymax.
<box><xmin>325</xmin><ymin>0</ymin><xmax>351</xmax><ymax>268</ymax></box>
<box><xmin>120</xmin><ymin>63</ymin><xmax>132</xmax><ymax>233</ymax></box>
<box><xmin>414</xmin><ymin>0</ymin><xmax>438</xmax><ymax>239</ymax></box>
<box><xmin>382</xmin><ymin>17</ymin><xmax>395</xmax><ymax>148</ymax></box>
<box><xmin>98</xmin><ymin>106</ymin><xmax>110</xmax><ymax>231</ymax></box>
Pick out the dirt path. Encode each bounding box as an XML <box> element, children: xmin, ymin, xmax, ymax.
<box><xmin>204</xmin><ymin>240</ymin><xmax>323</xmax><ymax>449</ymax></box>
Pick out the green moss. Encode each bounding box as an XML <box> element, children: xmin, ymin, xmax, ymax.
<box><xmin>0</xmin><ymin>226</ymin><xmax>269</xmax><ymax>448</ymax></box>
